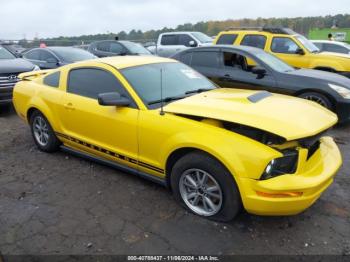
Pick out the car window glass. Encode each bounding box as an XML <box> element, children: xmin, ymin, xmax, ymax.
<box><xmin>121</xmin><ymin>63</ymin><xmax>216</xmax><ymax>108</ymax></box>
<box><xmin>68</xmin><ymin>68</ymin><xmax>131</xmax><ymax>102</ymax></box>
<box><xmin>43</xmin><ymin>72</ymin><xmax>60</xmax><ymax>87</ymax></box>
<box><xmin>180</xmin><ymin>52</ymin><xmax>192</xmax><ymax>65</ymax></box>
<box><xmin>271</xmin><ymin>37</ymin><xmax>299</xmax><ymax>54</ymax></box>
<box><xmin>323</xmin><ymin>43</ymin><xmax>348</xmax><ymax>54</ymax></box>
<box><xmin>241</xmin><ymin>35</ymin><xmax>266</xmax><ymax>49</ymax></box>
<box><xmin>223</xmin><ymin>52</ymin><xmax>255</xmax><ymax>72</ymax></box>
<box><xmin>97</xmin><ymin>42</ymin><xmax>110</xmax><ymax>52</ymax></box>
<box><xmin>0</xmin><ymin>46</ymin><xmax>16</xmax><ymax>59</ymax></box>
<box><xmin>40</xmin><ymin>50</ymin><xmax>56</xmax><ymax>62</ymax></box>
<box><xmin>24</xmin><ymin>49</ymin><xmax>41</xmax><ymax>60</ymax></box>
<box><xmin>217</xmin><ymin>34</ymin><xmax>238</xmax><ymax>45</ymax></box>
<box><xmin>191</xmin><ymin>51</ymin><xmax>219</xmax><ymax>68</ymax></box>
<box><xmin>161</xmin><ymin>35</ymin><xmax>178</xmax><ymax>45</ymax></box>
<box><xmin>313</xmin><ymin>42</ymin><xmax>323</xmax><ymax>50</ymax></box>
<box><xmin>178</xmin><ymin>34</ymin><xmax>195</xmax><ymax>47</ymax></box>
<box><xmin>110</xmin><ymin>43</ymin><xmax>124</xmax><ymax>54</ymax></box>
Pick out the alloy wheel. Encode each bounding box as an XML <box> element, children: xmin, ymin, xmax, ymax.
<box><xmin>33</xmin><ymin>116</ymin><xmax>50</xmax><ymax>147</ymax></box>
<box><xmin>179</xmin><ymin>168</ymin><xmax>223</xmax><ymax>216</ymax></box>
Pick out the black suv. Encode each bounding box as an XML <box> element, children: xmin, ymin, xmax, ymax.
<box><xmin>0</xmin><ymin>45</ymin><xmax>38</xmax><ymax>106</ymax></box>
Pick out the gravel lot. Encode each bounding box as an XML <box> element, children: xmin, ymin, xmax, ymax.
<box><xmin>0</xmin><ymin>105</ymin><xmax>349</xmax><ymax>256</ymax></box>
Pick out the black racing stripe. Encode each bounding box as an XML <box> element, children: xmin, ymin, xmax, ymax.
<box><xmin>55</xmin><ymin>132</ymin><xmax>164</xmax><ymax>174</ymax></box>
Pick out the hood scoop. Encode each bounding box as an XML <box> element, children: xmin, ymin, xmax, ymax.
<box><xmin>247</xmin><ymin>91</ymin><xmax>272</xmax><ymax>103</ymax></box>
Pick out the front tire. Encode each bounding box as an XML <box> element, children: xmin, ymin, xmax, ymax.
<box><xmin>29</xmin><ymin>111</ymin><xmax>60</xmax><ymax>152</ymax></box>
<box><xmin>298</xmin><ymin>92</ymin><xmax>333</xmax><ymax>110</ymax></box>
<box><xmin>170</xmin><ymin>152</ymin><xmax>241</xmax><ymax>222</ymax></box>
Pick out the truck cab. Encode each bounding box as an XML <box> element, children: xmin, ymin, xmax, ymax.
<box><xmin>148</xmin><ymin>32</ymin><xmax>213</xmax><ymax>57</ymax></box>
<box><xmin>214</xmin><ymin>27</ymin><xmax>350</xmax><ymax>78</ymax></box>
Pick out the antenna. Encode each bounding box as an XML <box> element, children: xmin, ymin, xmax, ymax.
<box><xmin>160</xmin><ymin>68</ymin><xmax>165</xmax><ymax>116</ymax></box>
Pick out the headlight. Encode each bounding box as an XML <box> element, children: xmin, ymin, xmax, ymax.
<box><xmin>328</xmin><ymin>83</ymin><xmax>350</xmax><ymax>99</ymax></box>
<box><xmin>261</xmin><ymin>149</ymin><xmax>298</xmax><ymax>180</ymax></box>
<box><xmin>33</xmin><ymin>65</ymin><xmax>40</xmax><ymax>71</ymax></box>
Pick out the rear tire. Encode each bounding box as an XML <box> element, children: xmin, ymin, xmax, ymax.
<box><xmin>29</xmin><ymin>111</ymin><xmax>61</xmax><ymax>152</ymax></box>
<box><xmin>298</xmin><ymin>92</ymin><xmax>333</xmax><ymax>110</ymax></box>
<box><xmin>170</xmin><ymin>152</ymin><xmax>241</xmax><ymax>222</ymax></box>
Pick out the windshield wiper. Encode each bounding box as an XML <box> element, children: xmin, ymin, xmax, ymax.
<box><xmin>148</xmin><ymin>95</ymin><xmax>187</xmax><ymax>105</ymax></box>
<box><xmin>185</xmin><ymin>88</ymin><xmax>213</xmax><ymax>95</ymax></box>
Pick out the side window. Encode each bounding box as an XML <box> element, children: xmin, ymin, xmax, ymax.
<box><xmin>110</xmin><ymin>43</ymin><xmax>124</xmax><ymax>54</ymax></box>
<box><xmin>161</xmin><ymin>35</ymin><xmax>178</xmax><ymax>45</ymax></box>
<box><xmin>40</xmin><ymin>50</ymin><xmax>56</xmax><ymax>62</ymax></box>
<box><xmin>271</xmin><ymin>37</ymin><xmax>299</xmax><ymax>54</ymax></box>
<box><xmin>323</xmin><ymin>43</ymin><xmax>348</xmax><ymax>54</ymax></box>
<box><xmin>191</xmin><ymin>51</ymin><xmax>219</xmax><ymax>68</ymax></box>
<box><xmin>23</xmin><ymin>50</ymin><xmax>41</xmax><ymax>60</ymax></box>
<box><xmin>222</xmin><ymin>52</ymin><xmax>252</xmax><ymax>71</ymax></box>
<box><xmin>180</xmin><ymin>52</ymin><xmax>192</xmax><ymax>65</ymax></box>
<box><xmin>67</xmin><ymin>68</ymin><xmax>131</xmax><ymax>102</ymax></box>
<box><xmin>313</xmin><ymin>42</ymin><xmax>323</xmax><ymax>50</ymax></box>
<box><xmin>178</xmin><ymin>34</ymin><xmax>195</xmax><ymax>47</ymax></box>
<box><xmin>43</xmin><ymin>72</ymin><xmax>60</xmax><ymax>88</ymax></box>
<box><xmin>241</xmin><ymin>35</ymin><xmax>266</xmax><ymax>49</ymax></box>
<box><xmin>216</xmin><ymin>34</ymin><xmax>238</xmax><ymax>45</ymax></box>
<box><xmin>97</xmin><ymin>42</ymin><xmax>110</xmax><ymax>52</ymax></box>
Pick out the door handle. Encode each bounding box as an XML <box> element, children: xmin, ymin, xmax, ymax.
<box><xmin>64</xmin><ymin>102</ymin><xmax>75</xmax><ymax>110</ymax></box>
<box><xmin>224</xmin><ymin>74</ymin><xmax>230</xmax><ymax>77</ymax></box>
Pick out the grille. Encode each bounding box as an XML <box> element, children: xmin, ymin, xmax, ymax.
<box><xmin>0</xmin><ymin>74</ymin><xmax>20</xmax><ymax>88</ymax></box>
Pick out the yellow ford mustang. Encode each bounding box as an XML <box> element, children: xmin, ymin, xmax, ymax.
<box><xmin>13</xmin><ymin>56</ymin><xmax>342</xmax><ymax>221</ymax></box>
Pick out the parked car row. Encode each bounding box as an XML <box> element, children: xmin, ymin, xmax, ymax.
<box><xmin>172</xmin><ymin>45</ymin><xmax>350</xmax><ymax>123</ymax></box>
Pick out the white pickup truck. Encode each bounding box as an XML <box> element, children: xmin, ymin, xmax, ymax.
<box><xmin>147</xmin><ymin>31</ymin><xmax>213</xmax><ymax>57</ymax></box>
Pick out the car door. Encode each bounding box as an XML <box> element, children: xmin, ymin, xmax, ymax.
<box><xmin>189</xmin><ymin>50</ymin><xmax>222</xmax><ymax>83</ymax></box>
<box><xmin>22</xmin><ymin>49</ymin><xmax>42</xmax><ymax>67</ymax></box>
<box><xmin>93</xmin><ymin>41</ymin><xmax>112</xmax><ymax>57</ymax></box>
<box><xmin>269</xmin><ymin>37</ymin><xmax>310</xmax><ymax>68</ymax></box>
<box><xmin>38</xmin><ymin>50</ymin><xmax>59</xmax><ymax>69</ymax></box>
<box><xmin>58</xmin><ymin>65</ymin><xmax>139</xmax><ymax>169</ymax></box>
<box><xmin>158</xmin><ymin>34</ymin><xmax>179</xmax><ymax>57</ymax></box>
<box><xmin>216</xmin><ymin>50</ymin><xmax>277</xmax><ymax>91</ymax></box>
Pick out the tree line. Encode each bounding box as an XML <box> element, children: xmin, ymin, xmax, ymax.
<box><xmin>19</xmin><ymin>14</ymin><xmax>350</xmax><ymax>47</ymax></box>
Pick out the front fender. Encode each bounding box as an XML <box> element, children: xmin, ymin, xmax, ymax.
<box><xmin>161</xmin><ymin>129</ymin><xmax>281</xmax><ymax>181</ymax></box>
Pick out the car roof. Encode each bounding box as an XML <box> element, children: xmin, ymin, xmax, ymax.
<box><xmin>174</xmin><ymin>45</ymin><xmax>266</xmax><ymax>55</ymax></box>
<box><xmin>220</xmin><ymin>30</ymin><xmax>298</xmax><ymax>37</ymax></box>
<box><xmin>161</xmin><ymin>31</ymin><xmax>202</xmax><ymax>35</ymax></box>
<box><xmin>86</xmin><ymin>56</ymin><xmax>176</xmax><ymax>69</ymax></box>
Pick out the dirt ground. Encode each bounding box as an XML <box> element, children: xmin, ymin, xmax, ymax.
<box><xmin>0</xmin><ymin>105</ymin><xmax>349</xmax><ymax>256</ymax></box>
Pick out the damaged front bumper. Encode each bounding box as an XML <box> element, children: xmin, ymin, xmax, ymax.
<box><xmin>238</xmin><ymin>137</ymin><xmax>342</xmax><ymax>215</ymax></box>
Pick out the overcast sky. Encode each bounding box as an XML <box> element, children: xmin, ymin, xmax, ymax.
<box><xmin>0</xmin><ymin>0</ymin><xmax>348</xmax><ymax>39</ymax></box>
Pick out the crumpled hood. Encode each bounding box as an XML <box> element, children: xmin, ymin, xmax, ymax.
<box><xmin>0</xmin><ymin>58</ymin><xmax>35</xmax><ymax>74</ymax></box>
<box><xmin>164</xmin><ymin>88</ymin><xmax>338</xmax><ymax>141</ymax></box>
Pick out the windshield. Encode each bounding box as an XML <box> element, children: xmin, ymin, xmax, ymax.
<box><xmin>191</xmin><ymin>32</ymin><xmax>213</xmax><ymax>43</ymax></box>
<box><xmin>296</xmin><ymin>35</ymin><xmax>319</xmax><ymax>53</ymax></box>
<box><xmin>50</xmin><ymin>47</ymin><xmax>96</xmax><ymax>63</ymax></box>
<box><xmin>255</xmin><ymin>52</ymin><xmax>294</xmax><ymax>73</ymax></box>
<box><xmin>121</xmin><ymin>41</ymin><xmax>151</xmax><ymax>55</ymax></box>
<box><xmin>0</xmin><ymin>46</ymin><xmax>16</xmax><ymax>59</ymax></box>
<box><xmin>121</xmin><ymin>62</ymin><xmax>216</xmax><ymax>108</ymax></box>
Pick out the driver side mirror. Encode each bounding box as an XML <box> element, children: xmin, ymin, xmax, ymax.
<box><xmin>98</xmin><ymin>92</ymin><xmax>131</xmax><ymax>106</ymax></box>
<box><xmin>252</xmin><ymin>66</ymin><xmax>267</xmax><ymax>79</ymax></box>
<box><xmin>295</xmin><ymin>48</ymin><xmax>305</xmax><ymax>55</ymax></box>
<box><xmin>189</xmin><ymin>40</ymin><xmax>197</xmax><ymax>47</ymax></box>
